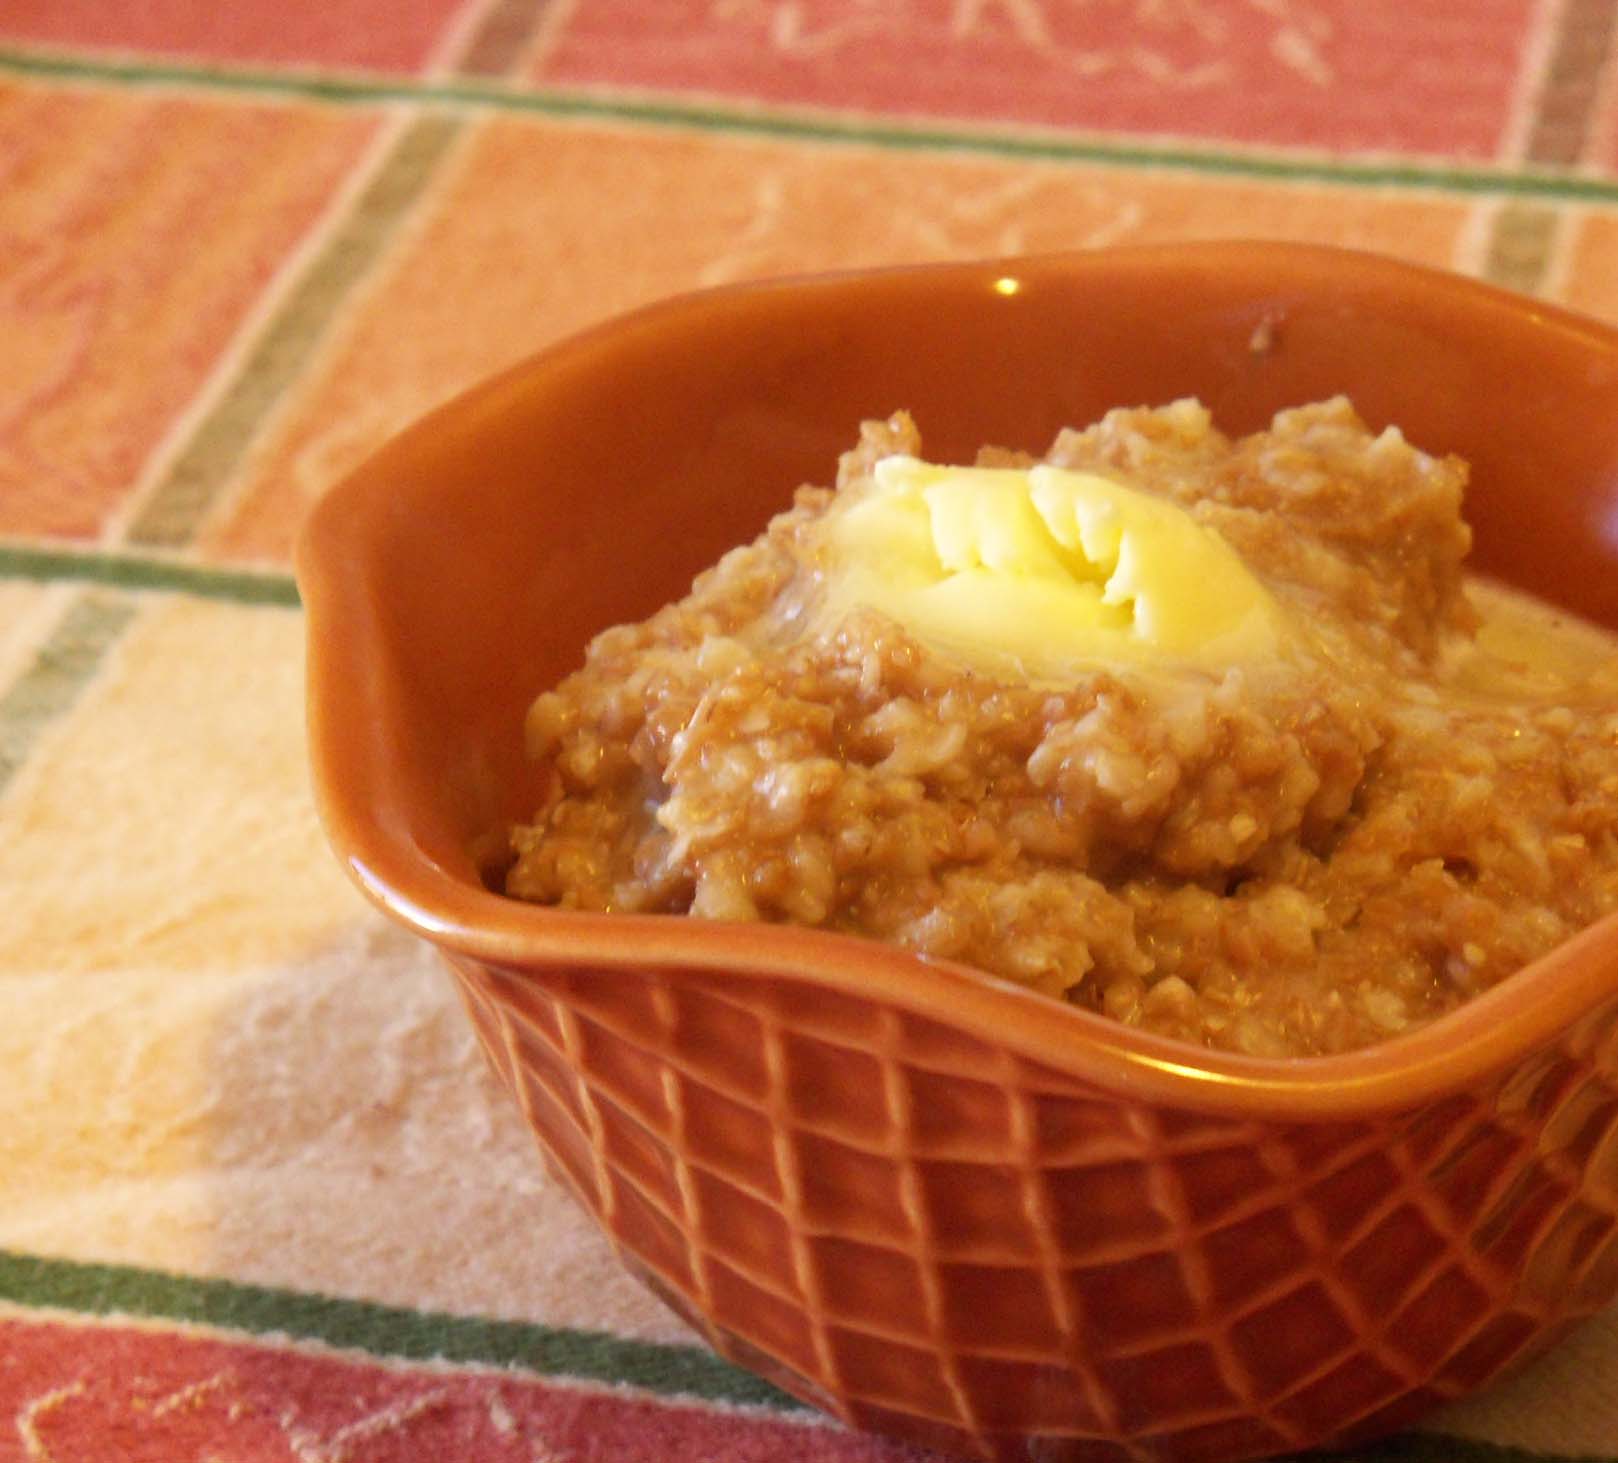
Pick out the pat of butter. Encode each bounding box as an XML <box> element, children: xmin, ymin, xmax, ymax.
<box><xmin>819</xmin><ymin>455</ymin><xmax>1283</xmax><ymax>675</ymax></box>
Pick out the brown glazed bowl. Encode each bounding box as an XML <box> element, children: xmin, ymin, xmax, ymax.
<box><xmin>298</xmin><ymin>243</ymin><xmax>1618</xmax><ymax>1463</ymax></box>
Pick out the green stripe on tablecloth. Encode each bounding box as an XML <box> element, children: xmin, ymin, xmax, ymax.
<box><xmin>7</xmin><ymin>46</ymin><xmax>1618</xmax><ymax>205</ymax></box>
<box><xmin>1483</xmin><ymin>200</ymin><xmax>1562</xmax><ymax>295</ymax></box>
<box><xmin>0</xmin><ymin>543</ymin><xmax>298</xmax><ymax>607</ymax></box>
<box><xmin>0</xmin><ymin>591</ymin><xmax>137</xmax><ymax>796</ymax></box>
<box><xmin>124</xmin><ymin>111</ymin><xmax>463</xmax><ymax>549</ymax></box>
<box><xmin>0</xmin><ymin>1252</ymin><xmax>1608</xmax><ymax>1462</ymax></box>
<box><xmin>4</xmin><ymin>1248</ymin><xmax>1614</xmax><ymax>1461</ymax></box>
<box><xmin>0</xmin><ymin>1249</ymin><xmax>799</xmax><ymax>1411</ymax></box>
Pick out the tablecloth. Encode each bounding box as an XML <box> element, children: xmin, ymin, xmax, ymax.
<box><xmin>2</xmin><ymin>3</ymin><xmax>1617</xmax><ymax>1460</ymax></box>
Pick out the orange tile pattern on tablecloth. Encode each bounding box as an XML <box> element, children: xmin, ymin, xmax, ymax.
<box><xmin>1560</xmin><ymin>212</ymin><xmax>1618</xmax><ymax>323</ymax></box>
<box><xmin>0</xmin><ymin>597</ymin><xmax>357</xmax><ymax>975</ymax></box>
<box><xmin>0</xmin><ymin>81</ymin><xmax>379</xmax><ymax>541</ymax></box>
<box><xmin>206</xmin><ymin>115</ymin><xmax>1472</xmax><ymax>564</ymax></box>
<box><xmin>0</xmin><ymin>0</ymin><xmax>481</xmax><ymax>73</ymax></box>
<box><xmin>1594</xmin><ymin>53</ymin><xmax>1618</xmax><ymax>171</ymax></box>
<box><xmin>532</xmin><ymin>0</ymin><xmax>1542</xmax><ymax>162</ymax></box>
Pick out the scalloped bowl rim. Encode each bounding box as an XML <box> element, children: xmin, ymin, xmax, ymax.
<box><xmin>298</xmin><ymin>240</ymin><xmax>1618</xmax><ymax>1122</ymax></box>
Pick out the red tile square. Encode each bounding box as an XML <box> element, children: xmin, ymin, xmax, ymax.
<box><xmin>0</xmin><ymin>0</ymin><xmax>478</xmax><ymax>74</ymax></box>
<box><xmin>0</xmin><ymin>81</ymin><xmax>377</xmax><ymax>540</ymax></box>
<box><xmin>535</xmin><ymin>0</ymin><xmax>1539</xmax><ymax>160</ymax></box>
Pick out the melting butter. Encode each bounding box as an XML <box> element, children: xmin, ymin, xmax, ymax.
<box><xmin>818</xmin><ymin>455</ymin><xmax>1284</xmax><ymax>676</ymax></box>
<box><xmin>1447</xmin><ymin>576</ymin><xmax>1618</xmax><ymax>700</ymax></box>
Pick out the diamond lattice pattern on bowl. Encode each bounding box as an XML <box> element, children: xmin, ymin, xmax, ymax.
<box><xmin>454</xmin><ymin>953</ymin><xmax>1618</xmax><ymax>1462</ymax></box>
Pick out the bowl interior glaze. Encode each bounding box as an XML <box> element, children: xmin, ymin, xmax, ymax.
<box><xmin>299</xmin><ymin>241</ymin><xmax>1618</xmax><ymax>1116</ymax></box>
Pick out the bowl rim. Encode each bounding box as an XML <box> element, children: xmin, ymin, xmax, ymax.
<box><xmin>298</xmin><ymin>239</ymin><xmax>1618</xmax><ymax>1121</ymax></box>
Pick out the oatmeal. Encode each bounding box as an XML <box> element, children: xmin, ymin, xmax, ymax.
<box><xmin>506</xmin><ymin>399</ymin><xmax>1618</xmax><ymax>1057</ymax></box>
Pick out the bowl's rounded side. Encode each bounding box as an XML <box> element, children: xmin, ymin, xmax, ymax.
<box><xmin>447</xmin><ymin>949</ymin><xmax>1618</xmax><ymax>1463</ymax></box>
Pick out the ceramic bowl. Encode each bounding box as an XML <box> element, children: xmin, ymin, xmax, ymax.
<box><xmin>298</xmin><ymin>243</ymin><xmax>1618</xmax><ymax>1463</ymax></box>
